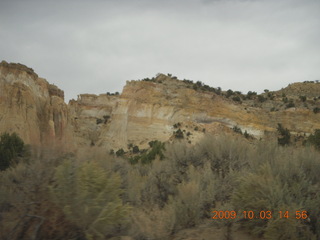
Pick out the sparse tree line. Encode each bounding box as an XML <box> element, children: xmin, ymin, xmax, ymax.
<box><xmin>141</xmin><ymin>74</ymin><xmax>320</xmax><ymax>113</ymax></box>
<box><xmin>1</xmin><ymin>131</ymin><xmax>320</xmax><ymax>239</ymax></box>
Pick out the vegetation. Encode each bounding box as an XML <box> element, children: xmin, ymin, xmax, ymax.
<box><xmin>313</xmin><ymin>107</ymin><xmax>320</xmax><ymax>114</ymax></box>
<box><xmin>232</xmin><ymin>126</ymin><xmax>242</xmax><ymax>134</ymax></box>
<box><xmin>116</xmin><ymin>148</ymin><xmax>125</xmax><ymax>157</ymax></box>
<box><xmin>257</xmin><ymin>95</ymin><xmax>266</xmax><ymax>103</ymax></box>
<box><xmin>129</xmin><ymin>140</ymin><xmax>165</xmax><ymax>165</ymax></box>
<box><xmin>277</xmin><ymin>123</ymin><xmax>291</xmax><ymax>146</ymax></box>
<box><xmin>232</xmin><ymin>96</ymin><xmax>241</xmax><ymax>102</ymax></box>
<box><xmin>247</xmin><ymin>91</ymin><xmax>257</xmax><ymax>99</ymax></box>
<box><xmin>1</xmin><ymin>133</ymin><xmax>320</xmax><ymax>239</ymax></box>
<box><xmin>308</xmin><ymin>129</ymin><xmax>320</xmax><ymax>150</ymax></box>
<box><xmin>173</xmin><ymin>128</ymin><xmax>184</xmax><ymax>139</ymax></box>
<box><xmin>299</xmin><ymin>95</ymin><xmax>307</xmax><ymax>102</ymax></box>
<box><xmin>0</xmin><ymin>132</ymin><xmax>25</xmax><ymax>171</ymax></box>
<box><xmin>286</xmin><ymin>101</ymin><xmax>295</xmax><ymax>109</ymax></box>
<box><xmin>50</xmin><ymin>160</ymin><xmax>131</xmax><ymax>239</ymax></box>
<box><xmin>226</xmin><ymin>89</ymin><xmax>234</xmax><ymax>98</ymax></box>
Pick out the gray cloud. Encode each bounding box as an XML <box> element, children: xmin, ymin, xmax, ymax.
<box><xmin>0</xmin><ymin>0</ymin><xmax>319</xmax><ymax>101</ymax></box>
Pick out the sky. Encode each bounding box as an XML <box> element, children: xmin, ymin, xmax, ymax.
<box><xmin>0</xmin><ymin>0</ymin><xmax>319</xmax><ymax>102</ymax></box>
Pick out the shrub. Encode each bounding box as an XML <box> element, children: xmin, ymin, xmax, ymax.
<box><xmin>232</xmin><ymin>163</ymin><xmax>314</xmax><ymax>239</ymax></box>
<box><xmin>308</xmin><ymin>129</ymin><xmax>320</xmax><ymax>150</ymax></box>
<box><xmin>140</xmin><ymin>159</ymin><xmax>177</xmax><ymax>208</ymax></box>
<box><xmin>244</xmin><ymin>130</ymin><xmax>250</xmax><ymax>139</ymax></box>
<box><xmin>132</xmin><ymin>145</ymin><xmax>140</xmax><ymax>154</ymax></box>
<box><xmin>282</xmin><ymin>97</ymin><xmax>288</xmax><ymax>103</ymax></box>
<box><xmin>0</xmin><ymin>156</ymin><xmax>84</xmax><ymax>240</ymax></box>
<box><xmin>173</xmin><ymin>122</ymin><xmax>181</xmax><ymax>128</ymax></box>
<box><xmin>103</xmin><ymin>115</ymin><xmax>110</xmax><ymax>123</ymax></box>
<box><xmin>116</xmin><ymin>148</ymin><xmax>125</xmax><ymax>157</ymax></box>
<box><xmin>169</xmin><ymin>181</ymin><xmax>202</xmax><ymax>230</ymax></box>
<box><xmin>286</xmin><ymin>102</ymin><xmax>295</xmax><ymax>109</ymax></box>
<box><xmin>0</xmin><ymin>132</ymin><xmax>25</xmax><ymax>171</ymax></box>
<box><xmin>96</xmin><ymin>118</ymin><xmax>103</xmax><ymax>124</ymax></box>
<box><xmin>129</xmin><ymin>206</ymin><xmax>175</xmax><ymax>240</ymax></box>
<box><xmin>174</xmin><ymin>128</ymin><xmax>184</xmax><ymax>139</ymax></box>
<box><xmin>232</xmin><ymin>146</ymin><xmax>320</xmax><ymax>239</ymax></box>
<box><xmin>258</xmin><ymin>95</ymin><xmax>266</xmax><ymax>103</ymax></box>
<box><xmin>130</xmin><ymin>141</ymin><xmax>165</xmax><ymax>165</ymax></box>
<box><xmin>226</xmin><ymin>89</ymin><xmax>234</xmax><ymax>98</ymax></box>
<box><xmin>232</xmin><ymin>96</ymin><xmax>241</xmax><ymax>102</ymax></box>
<box><xmin>313</xmin><ymin>107</ymin><xmax>320</xmax><ymax>114</ymax></box>
<box><xmin>196</xmin><ymin>135</ymin><xmax>249</xmax><ymax>180</ymax></box>
<box><xmin>233</xmin><ymin>126</ymin><xmax>242</xmax><ymax>134</ymax></box>
<box><xmin>247</xmin><ymin>91</ymin><xmax>257</xmax><ymax>99</ymax></box>
<box><xmin>277</xmin><ymin>123</ymin><xmax>290</xmax><ymax>146</ymax></box>
<box><xmin>299</xmin><ymin>96</ymin><xmax>307</xmax><ymax>102</ymax></box>
<box><xmin>50</xmin><ymin>160</ymin><xmax>131</xmax><ymax>239</ymax></box>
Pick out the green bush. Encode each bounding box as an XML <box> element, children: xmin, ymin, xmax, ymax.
<box><xmin>282</xmin><ymin>97</ymin><xmax>288</xmax><ymax>103</ymax></box>
<box><xmin>233</xmin><ymin>126</ymin><xmax>242</xmax><ymax>134</ymax></box>
<box><xmin>247</xmin><ymin>91</ymin><xmax>257</xmax><ymax>99</ymax></box>
<box><xmin>244</xmin><ymin>130</ymin><xmax>250</xmax><ymax>139</ymax></box>
<box><xmin>313</xmin><ymin>107</ymin><xmax>320</xmax><ymax>114</ymax></box>
<box><xmin>174</xmin><ymin>128</ymin><xmax>184</xmax><ymax>139</ymax></box>
<box><xmin>226</xmin><ymin>89</ymin><xmax>234</xmax><ymax>98</ymax></box>
<box><xmin>286</xmin><ymin>102</ymin><xmax>295</xmax><ymax>109</ymax></box>
<box><xmin>277</xmin><ymin>123</ymin><xmax>291</xmax><ymax>146</ymax></box>
<box><xmin>129</xmin><ymin>141</ymin><xmax>165</xmax><ymax>165</ymax></box>
<box><xmin>308</xmin><ymin>129</ymin><xmax>320</xmax><ymax>150</ymax></box>
<box><xmin>116</xmin><ymin>148</ymin><xmax>125</xmax><ymax>157</ymax></box>
<box><xmin>299</xmin><ymin>96</ymin><xmax>307</xmax><ymax>102</ymax></box>
<box><xmin>96</xmin><ymin>118</ymin><xmax>103</xmax><ymax>124</ymax></box>
<box><xmin>232</xmin><ymin>96</ymin><xmax>241</xmax><ymax>102</ymax></box>
<box><xmin>0</xmin><ymin>132</ymin><xmax>25</xmax><ymax>171</ymax></box>
<box><xmin>258</xmin><ymin>95</ymin><xmax>266</xmax><ymax>103</ymax></box>
<box><xmin>132</xmin><ymin>145</ymin><xmax>140</xmax><ymax>153</ymax></box>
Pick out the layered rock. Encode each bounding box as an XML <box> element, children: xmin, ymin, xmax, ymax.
<box><xmin>1</xmin><ymin>62</ymin><xmax>320</xmax><ymax>153</ymax></box>
<box><xmin>0</xmin><ymin>61</ymin><xmax>73</xmax><ymax>151</ymax></box>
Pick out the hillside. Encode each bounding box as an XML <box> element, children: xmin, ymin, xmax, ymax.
<box><xmin>1</xmin><ymin>61</ymin><xmax>320</xmax><ymax>152</ymax></box>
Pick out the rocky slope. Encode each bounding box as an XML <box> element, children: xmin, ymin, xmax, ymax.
<box><xmin>0</xmin><ymin>61</ymin><xmax>73</xmax><ymax>152</ymax></box>
<box><xmin>1</xmin><ymin>61</ymin><xmax>320</xmax><ymax>152</ymax></box>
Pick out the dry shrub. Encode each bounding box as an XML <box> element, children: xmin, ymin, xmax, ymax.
<box><xmin>50</xmin><ymin>159</ymin><xmax>131</xmax><ymax>240</ymax></box>
<box><xmin>195</xmin><ymin>135</ymin><xmax>250</xmax><ymax>178</ymax></box>
<box><xmin>140</xmin><ymin>159</ymin><xmax>177</xmax><ymax>208</ymax></box>
<box><xmin>129</xmin><ymin>206</ymin><xmax>175</xmax><ymax>240</ymax></box>
<box><xmin>125</xmin><ymin>167</ymin><xmax>147</xmax><ymax>206</ymax></box>
<box><xmin>164</xmin><ymin>141</ymin><xmax>193</xmax><ymax>181</ymax></box>
<box><xmin>264</xmin><ymin>217</ymin><xmax>315</xmax><ymax>240</ymax></box>
<box><xmin>187</xmin><ymin>163</ymin><xmax>216</xmax><ymax>217</ymax></box>
<box><xmin>169</xmin><ymin>180</ymin><xmax>203</xmax><ymax>231</ymax></box>
<box><xmin>0</xmin><ymin>157</ymin><xmax>83</xmax><ymax>240</ymax></box>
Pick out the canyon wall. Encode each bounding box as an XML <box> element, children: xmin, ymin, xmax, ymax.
<box><xmin>1</xmin><ymin>61</ymin><xmax>320</xmax><ymax>153</ymax></box>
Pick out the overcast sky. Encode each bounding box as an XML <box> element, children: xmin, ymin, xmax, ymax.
<box><xmin>1</xmin><ymin>0</ymin><xmax>319</xmax><ymax>102</ymax></box>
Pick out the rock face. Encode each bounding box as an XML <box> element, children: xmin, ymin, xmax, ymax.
<box><xmin>0</xmin><ymin>61</ymin><xmax>73</xmax><ymax>151</ymax></box>
<box><xmin>1</xmin><ymin>61</ymin><xmax>320</xmax><ymax>152</ymax></box>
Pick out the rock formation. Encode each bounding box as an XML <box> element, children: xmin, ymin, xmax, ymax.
<box><xmin>1</xmin><ymin>61</ymin><xmax>320</xmax><ymax>153</ymax></box>
<box><xmin>0</xmin><ymin>61</ymin><xmax>73</xmax><ymax>152</ymax></box>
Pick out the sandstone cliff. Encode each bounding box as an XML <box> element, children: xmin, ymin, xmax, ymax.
<box><xmin>0</xmin><ymin>61</ymin><xmax>73</xmax><ymax>151</ymax></box>
<box><xmin>1</xmin><ymin>61</ymin><xmax>320</xmax><ymax>153</ymax></box>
